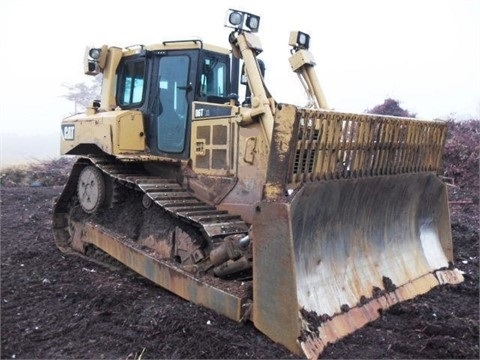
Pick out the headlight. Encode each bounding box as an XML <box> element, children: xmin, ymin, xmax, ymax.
<box><xmin>89</xmin><ymin>48</ymin><xmax>102</xmax><ymax>60</ymax></box>
<box><xmin>245</xmin><ymin>14</ymin><xmax>260</xmax><ymax>32</ymax></box>
<box><xmin>228</xmin><ymin>11</ymin><xmax>243</xmax><ymax>26</ymax></box>
<box><xmin>226</xmin><ymin>9</ymin><xmax>261</xmax><ymax>33</ymax></box>
<box><xmin>289</xmin><ymin>31</ymin><xmax>311</xmax><ymax>50</ymax></box>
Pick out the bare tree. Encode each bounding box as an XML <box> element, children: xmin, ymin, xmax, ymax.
<box><xmin>62</xmin><ymin>76</ymin><xmax>102</xmax><ymax>113</ymax></box>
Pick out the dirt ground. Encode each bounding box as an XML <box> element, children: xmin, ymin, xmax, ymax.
<box><xmin>1</xmin><ymin>159</ymin><xmax>479</xmax><ymax>359</ymax></box>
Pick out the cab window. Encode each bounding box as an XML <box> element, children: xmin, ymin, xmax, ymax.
<box><xmin>200</xmin><ymin>57</ymin><xmax>227</xmax><ymax>98</ymax></box>
<box><xmin>117</xmin><ymin>59</ymin><xmax>146</xmax><ymax>106</ymax></box>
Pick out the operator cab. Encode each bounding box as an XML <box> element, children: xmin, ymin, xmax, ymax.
<box><xmin>114</xmin><ymin>41</ymin><xmax>235</xmax><ymax>159</ymax></box>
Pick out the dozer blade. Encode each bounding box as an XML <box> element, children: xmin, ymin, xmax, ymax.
<box><xmin>251</xmin><ymin>172</ymin><xmax>463</xmax><ymax>359</ymax></box>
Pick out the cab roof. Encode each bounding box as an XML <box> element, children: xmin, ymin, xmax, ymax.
<box><xmin>122</xmin><ymin>40</ymin><xmax>230</xmax><ymax>56</ymax></box>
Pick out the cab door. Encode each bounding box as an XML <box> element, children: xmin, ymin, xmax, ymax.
<box><xmin>155</xmin><ymin>55</ymin><xmax>190</xmax><ymax>154</ymax></box>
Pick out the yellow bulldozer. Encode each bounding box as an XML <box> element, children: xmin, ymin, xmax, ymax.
<box><xmin>53</xmin><ymin>9</ymin><xmax>463</xmax><ymax>359</ymax></box>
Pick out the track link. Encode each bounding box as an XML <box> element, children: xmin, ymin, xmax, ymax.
<box><xmin>78</xmin><ymin>156</ymin><xmax>249</xmax><ymax>241</ymax></box>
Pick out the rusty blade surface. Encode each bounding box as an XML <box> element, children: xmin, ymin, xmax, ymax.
<box><xmin>251</xmin><ymin>172</ymin><xmax>463</xmax><ymax>358</ymax></box>
<box><xmin>300</xmin><ymin>269</ymin><xmax>463</xmax><ymax>359</ymax></box>
<box><xmin>292</xmin><ymin>173</ymin><xmax>453</xmax><ymax>316</ymax></box>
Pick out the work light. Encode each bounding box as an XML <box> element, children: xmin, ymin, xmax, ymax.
<box><xmin>89</xmin><ymin>48</ymin><xmax>102</xmax><ymax>60</ymax></box>
<box><xmin>289</xmin><ymin>31</ymin><xmax>310</xmax><ymax>50</ymax></box>
<box><xmin>226</xmin><ymin>9</ymin><xmax>260</xmax><ymax>33</ymax></box>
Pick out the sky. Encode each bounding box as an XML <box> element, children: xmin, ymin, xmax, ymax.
<box><xmin>0</xmin><ymin>0</ymin><xmax>479</xmax><ymax>141</ymax></box>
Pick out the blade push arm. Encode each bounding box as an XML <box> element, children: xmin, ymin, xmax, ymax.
<box><xmin>227</xmin><ymin>9</ymin><xmax>276</xmax><ymax>145</ymax></box>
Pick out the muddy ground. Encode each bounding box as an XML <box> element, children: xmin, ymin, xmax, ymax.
<box><xmin>0</xmin><ymin>180</ymin><xmax>478</xmax><ymax>359</ymax></box>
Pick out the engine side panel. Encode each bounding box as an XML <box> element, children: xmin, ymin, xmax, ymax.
<box><xmin>61</xmin><ymin>110</ymin><xmax>145</xmax><ymax>156</ymax></box>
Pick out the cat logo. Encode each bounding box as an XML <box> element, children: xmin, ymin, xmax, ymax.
<box><xmin>62</xmin><ymin>125</ymin><xmax>75</xmax><ymax>141</ymax></box>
